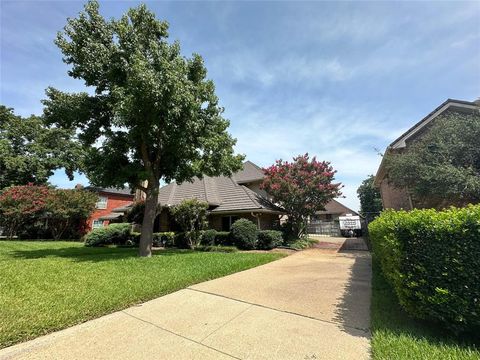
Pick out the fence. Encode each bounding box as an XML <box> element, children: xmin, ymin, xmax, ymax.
<box><xmin>307</xmin><ymin>220</ymin><xmax>342</xmax><ymax>237</ymax></box>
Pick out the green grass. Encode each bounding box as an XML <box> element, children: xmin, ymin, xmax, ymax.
<box><xmin>0</xmin><ymin>241</ymin><xmax>285</xmax><ymax>348</ymax></box>
<box><xmin>371</xmin><ymin>258</ymin><xmax>479</xmax><ymax>359</ymax></box>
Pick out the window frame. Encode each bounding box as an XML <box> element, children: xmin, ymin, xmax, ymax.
<box><xmin>96</xmin><ymin>195</ymin><xmax>108</xmax><ymax>209</ymax></box>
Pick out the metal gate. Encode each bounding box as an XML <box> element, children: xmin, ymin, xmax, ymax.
<box><xmin>307</xmin><ymin>220</ymin><xmax>341</xmax><ymax>237</ymax></box>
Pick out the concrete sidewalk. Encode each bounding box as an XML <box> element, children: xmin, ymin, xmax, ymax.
<box><xmin>0</xmin><ymin>245</ymin><xmax>371</xmax><ymax>360</ymax></box>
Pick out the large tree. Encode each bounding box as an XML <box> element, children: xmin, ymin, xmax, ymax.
<box><xmin>385</xmin><ymin>110</ymin><xmax>480</xmax><ymax>208</ymax></box>
<box><xmin>261</xmin><ymin>154</ymin><xmax>342</xmax><ymax>238</ymax></box>
<box><xmin>356</xmin><ymin>175</ymin><xmax>382</xmax><ymax>221</ymax></box>
<box><xmin>0</xmin><ymin>106</ymin><xmax>82</xmax><ymax>189</ymax></box>
<box><xmin>42</xmin><ymin>1</ymin><xmax>243</xmax><ymax>256</ymax></box>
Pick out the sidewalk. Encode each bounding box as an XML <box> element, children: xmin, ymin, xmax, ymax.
<box><xmin>0</xmin><ymin>244</ymin><xmax>371</xmax><ymax>360</ymax></box>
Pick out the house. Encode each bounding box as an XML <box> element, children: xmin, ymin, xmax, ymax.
<box><xmin>374</xmin><ymin>98</ymin><xmax>480</xmax><ymax>210</ymax></box>
<box><xmin>82</xmin><ymin>186</ymin><xmax>134</xmax><ymax>229</ymax></box>
<box><xmin>309</xmin><ymin>199</ymin><xmax>359</xmax><ymax>237</ymax></box>
<box><xmin>94</xmin><ymin>160</ymin><xmax>354</xmax><ymax>233</ymax></box>
<box><xmin>154</xmin><ymin>161</ymin><xmax>285</xmax><ymax>232</ymax></box>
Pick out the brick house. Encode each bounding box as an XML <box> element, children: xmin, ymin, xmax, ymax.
<box><xmin>374</xmin><ymin>98</ymin><xmax>480</xmax><ymax>210</ymax></box>
<box><xmin>83</xmin><ymin>186</ymin><xmax>134</xmax><ymax>230</ymax></box>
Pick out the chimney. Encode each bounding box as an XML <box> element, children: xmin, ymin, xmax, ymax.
<box><xmin>75</xmin><ymin>184</ymin><xmax>84</xmax><ymax>190</ymax></box>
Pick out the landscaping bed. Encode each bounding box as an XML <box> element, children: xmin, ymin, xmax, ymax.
<box><xmin>0</xmin><ymin>241</ymin><xmax>285</xmax><ymax>348</ymax></box>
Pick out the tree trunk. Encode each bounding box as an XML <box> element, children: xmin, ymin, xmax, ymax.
<box><xmin>139</xmin><ymin>180</ymin><xmax>160</xmax><ymax>257</ymax></box>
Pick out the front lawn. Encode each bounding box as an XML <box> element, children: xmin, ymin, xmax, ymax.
<box><xmin>371</xmin><ymin>259</ymin><xmax>480</xmax><ymax>359</ymax></box>
<box><xmin>0</xmin><ymin>241</ymin><xmax>285</xmax><ymax>348</ymax></box>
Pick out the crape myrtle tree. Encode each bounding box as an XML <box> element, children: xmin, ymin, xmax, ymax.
<box><xmin>43</xmin><ymin>1</ymin><xmax>243</xmax><ymax>256</ymax></box>
<box><xmin>0</xmin><ymin>106</ymin><xmax>83</xmax><ymax>190</ymax></box>
<box><xmin>170</xmin><ymin>199</ymin><xmax>209</xmax><ymax>249</ymax></box>
<box><xmin>261</xmin><ymin>154</ymin><xmax>342</xmax><ymax>238</ymax></box>
<box><xmin>385</xmin><ymin>111</ymin><xmax>480</xmax><ymax>208</ymax></box>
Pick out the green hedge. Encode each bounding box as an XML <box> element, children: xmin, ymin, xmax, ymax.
<box><xmin>369</xmin><ymin>205</ymin><xmax>480</xmax><ymax>333</ymax></box>
<box><xmin>231</xmin><ymin>219</ymin><xmax>257</xmax><ymax>250</ymax></box>
<box><xmin>257</xmin><ymin>230</ymin><xmax>283</xmax><ymax>250</ymax></box>
<box><xmin>84</xmin><ymin>223</ymin><xmax>131</xmax><ymax>247</ymax></box>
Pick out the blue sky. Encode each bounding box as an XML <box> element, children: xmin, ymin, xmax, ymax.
<box><xmin>1</xmin><ymin>1</ymin><xmax>479</xmax><ymax>210</ymax></box>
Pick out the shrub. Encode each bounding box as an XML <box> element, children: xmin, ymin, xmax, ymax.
<box><xmin>257</xmin><ymin>230</ymin><xmax>283</xmax><ymax>250</ymax></box>
<box><xmin>84</xmin><ymin>223</ymin><xmax>131</xmax><ymax>247</ymax></box>
<box><xmin>369</xmin><ymin>205</ymin><xmax>480</xmax><ymax>333</ymax></box>
<box><xmin>153</xmin><ymin>232</ymin><xmax>175</xmax><ymax>247</ymax></box>
<box><xmin>170</xmin><ymin>199</ymin><xmax>208</xmax><ymax>248</ymax></box>
<box><xmin>231</xmin><ymin>219</ymin><xmax>257</xmax><ymax>250</ymax></box>
<box><xmin>201</xmin><ymin>229</ymin><xmax>217</xmax><ymax>245</ymax></box>
<box><xmin>214</xmin><ymin>231</ymin><xmax>232</xmax><ymax>246</ymax></box>
<box><xmin>195</xmin><ymin>245</ymin><xmax>238</xmax><ymax>253</ymax></box>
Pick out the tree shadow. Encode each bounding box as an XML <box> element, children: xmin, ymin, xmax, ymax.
<box><xmin>6</xmin><ymin>246</ymin><xmax>194</xmax><ymax>263</ymax></box>
<box><xmin>331</xmin><ymin>249</ymin><xmax>372</xmax><ymax>340</ymax></box>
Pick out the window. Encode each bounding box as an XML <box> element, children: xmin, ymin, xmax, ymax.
<box><xmin>221</xmin><ymin>216</ymin><xmax>240</xmax><ymax>231</ymax></box>
<box><xmin>96</xmin><ymin>196</ymin><xmax>108</xmax><ymax>209</ymax></box>
<box><xmin>92</xmin><ymin>220</ymin><xmax>104</xmax><ymax>229</ymax></box>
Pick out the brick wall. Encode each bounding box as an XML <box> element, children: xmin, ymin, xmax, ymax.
<box><xmin>88</xmin><ymin>192</ymin><xmax>134</xmax><ymax>229</ymax></box>
<box><xmin>379</xmin><ymin>179</ymin><xmax>412</xmax><ymax>210</ymax></box>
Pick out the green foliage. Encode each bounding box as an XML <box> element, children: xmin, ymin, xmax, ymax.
<box><xmin>287</xmin><ymin>237</ymin><xmax>319</xmax><ymax>250</ymax></box>
<box><xmin>0</xmin><ymin>185</ymin><xmax>95</xmax><ymax>240</ymax></box>
<box><xmin>262</xmin><ymin>154</ymin><xmax>342</xmax><ymax>238</ymax></box>
<box><xmin>213</xmin><ymin>231</ymin><xmax>232</xmax><ymax>246</ymax></box>
<box><xmin>385</xmin><ymin>110</ymin><xmax>480</xmax><ymax>208</ymax></box>
<box><xmin>231</xmin><ymin>219</ymin><xmax>258</xmax><ymax>250</ymax></box>
<box><xmin>369</xmin><ymin>205</ymin><xmax>480</xmax><ymax>333</ymax></box>
<box><xmin>201</xmin><ymin>229</ymin><xmax>217</xmax><ymax>245</ymax></box>
<box><xmin>45</xmin><ymin>189</ymin><xmax>97</xmax><ymax>240</ymax></box>
<box><xmin>257</xmin><ymin>230</ymin><xmax>283</xmax><ymax>250</ymax></box>
<box><xmin>0</xmin><ymin>106</ymin><xmax>83</xmax><ymax>190</ymax></box>
<box><xmin>195</xmin><ymin>245</ymin><xmax>238</xmax><ymax>253</ymax></box>
<box><xmin>84</xmin><ymin>223</ymin><xmax>131</xmax><ymax>247</ymax></box>
<box><xmin>0</xmin><ymin>185</ymin><xmax>50</xmax><ymax>239</ymax></box>
<box><xmin>42</xmin><ymin>0</ymin><xmax>244</xmax><ymax>255</ymax></box>
<box><xmin>128</xmin><ymin>231</ymin><xmax>175</xmax><ymax>247</ymax></box>
<box><xmin>357</xmin><ymin>175</ymin><xmax>382</xmax><ymax>220</ymax></box>
<box><xmin>170</xmin><ymin>199</ymin><xmax>209</xmax><ymax>248</ymax></box>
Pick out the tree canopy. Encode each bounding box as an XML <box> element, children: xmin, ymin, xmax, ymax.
<box><xmin>0</xmin><ymin>106</ymin><xmax>82</xmax><ymax>190</ymax></box>
<box><xmin>356</xmin><ymin>175</ymin><xmax>382</xmax><ymax>220</ymax></box>
<box><xmin>385</xmin><ymin>110</ymin><xmax>480</xmax><ymax>208</ymax></box>
<box><xmin>42</xmin><ymin>1</ymin><xmax>243</xmax><ymax>256</ymax></box>
<box><xmin>261</xmin><ymin>154</ymin><xmax>342</xmax><ymax>238</ymax></box>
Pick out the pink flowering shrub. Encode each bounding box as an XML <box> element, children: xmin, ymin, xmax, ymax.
<box><xmin>261</xmin><ymin>154</ymin><xmax>342</xmax><ymax>238</ymax></box>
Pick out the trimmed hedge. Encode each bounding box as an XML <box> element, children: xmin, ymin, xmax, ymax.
<box><xmin>201</xmin><ymin>229</ymin><xmax>217</xmax><ymax>245</ymax></box>
<box><xmin>84</xmin><ymin>223</ymin><xmax>131</xmax><ymax>247</ymax></box>
<box><xmin>231</xmin><ymin>219</ymin><xmax>257</xmax><ymax>250</ymax></box>
<box><xmin>369</xmin><ymin>205</ymin><xmax>480</xmax><ymax>333</ymax></box>
<box><xmin>257</xmin><ymin>230</ymin><xmax>283</xmax><ymax>250</ymax></box>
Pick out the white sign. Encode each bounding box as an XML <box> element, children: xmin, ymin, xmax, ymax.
<box><xmin>339</xmin><ymin>215</ymin><xmax>361</xmax><ymax>230</ymax></box>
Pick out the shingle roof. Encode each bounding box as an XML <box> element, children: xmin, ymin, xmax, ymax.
<box><xmin>157</xmin><ymin>162</ymin><xmax>284</xmax><ymax>214</ymax></box>
<box><xmin>316</xmin><ymin>199</ymin><xmax>358</xmax><ymax>216</ymax></box>
<box><xmin>232</xmin><ymin>161</ymin><xmax>265</xmax><ymax>183</ymax></box>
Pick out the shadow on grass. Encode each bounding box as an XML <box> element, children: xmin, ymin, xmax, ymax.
<box><xmin>7</xmin><ymin>246</ymin><xmax>195</xmax><ymax>262</ymax></box>
<box><xmin>371</xmin><ymin>257</ymin><xmax>479</xmax><ymax>354</ymax></box>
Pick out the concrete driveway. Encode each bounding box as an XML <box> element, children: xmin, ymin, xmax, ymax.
<box><xmin>0</xmin><ymin>239</ymin><xmax>371</xmax><ymax>360</ymax></box>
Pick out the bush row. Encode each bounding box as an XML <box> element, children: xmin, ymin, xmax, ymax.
<box><xmin>84</xmin><ymin>219</ymin><xmax>284</xmax><ymax>251</ymax></box>
<box><xmin>368</xmin><ymin>205</ymin><xmax>480</xmax><ymax>333</ymax></box>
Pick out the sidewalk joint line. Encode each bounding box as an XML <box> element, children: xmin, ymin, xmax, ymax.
<box><xmin>199</xmin><ymin>305</ymin><xmax>253</xmax><ymax>343</ymax></box>
<box><xmin>121</xmin><ymin>310</ymin><xmax>242</xmax><ymax>360</ymax></box>
<box><xmin>186</xmin><ymin>288</ymin><xmax>370</xmax><ymax>333</ymax></box>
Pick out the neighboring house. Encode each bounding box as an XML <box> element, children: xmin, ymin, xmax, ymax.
<box><xmin>309</xmin><ymin>199</ymin><xmax>359</xmax><ymax>237</ymax></box>
<box><xmin>83</xmin><ymin>186</ymin><xmax>134</xmax><ymax>229</ymax></box>
<box><xmin>374</xmin><ymin>98</ymin><xmax>480</xmax><ymax>210</ymax></box>
<box><xmin>155</xmin><ymin>161</ymin><xmax>284</xmax><ymax>232</ymax></box>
